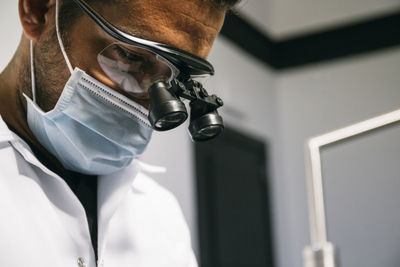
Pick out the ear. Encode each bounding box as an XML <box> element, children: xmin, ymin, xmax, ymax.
<box><xmin>18</xmin><ymin>0</ymin><xmax>55</xmax><ymax>41</ymax></box>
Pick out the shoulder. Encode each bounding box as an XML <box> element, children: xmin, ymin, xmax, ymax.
<box><xmin>132</xmin><ymin>172</ymin><xmax>184</xmax><ymax>215</ymax></box>
<box><xmin>130</xmin><ymin>172</ymin><xmax>191</xmax><ymax>235</ymax></box>
<box><xmin>133</xmin><ymin>172</ymin><xmax>176</xmax><ymax>198</ymax></box>
<box><xmin>112</xmin><ymin>171</ymin><xmax>198</xmax><ymax>266</ymax></box>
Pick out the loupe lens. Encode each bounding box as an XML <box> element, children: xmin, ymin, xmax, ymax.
<box><xmin>198</xmin><ymin>125</ymin><xmax>222</xmax><ymax>137</ymax></box>
<box><xmin>155</xmin><ymin>112</ymin><xmax>188</xmax><ymax>129</ymax></box>
<box><xmin>189</xmin><ymin>111</ymin><xmax>224</xmax><ymax>142</ymax></box>
<box><xmin>149</xmin><ymin>81</ymin><xmax>188</xmax><ymax>131</ymax></box>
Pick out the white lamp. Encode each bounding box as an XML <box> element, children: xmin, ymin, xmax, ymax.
<box><xmin>303</xmin><ymin>108</ymin><xmax>400</xmax><ymax>267</ymax></box>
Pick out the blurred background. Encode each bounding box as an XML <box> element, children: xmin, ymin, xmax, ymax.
<box><xmin>1</xmin><ymin>1</ymin><xmax>400</xmax><ymax>266</ymax></box>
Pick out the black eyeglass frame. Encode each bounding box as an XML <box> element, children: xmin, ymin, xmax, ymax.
<box><xmin>71</xmin><ymin>0</ymin><xmax>215</xmax><ymax>76</ymax></box>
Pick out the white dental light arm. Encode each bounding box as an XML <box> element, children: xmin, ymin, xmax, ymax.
<box><xmin>303</xmin><ymin>108</ymin><xmax>400</xmax><ymax>267</ymax></box>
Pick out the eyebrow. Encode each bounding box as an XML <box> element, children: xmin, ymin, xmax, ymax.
<box><xmin>117</xmin><ymin>25</ymin><xmax>148</xmax><ymax>40</ymax></box>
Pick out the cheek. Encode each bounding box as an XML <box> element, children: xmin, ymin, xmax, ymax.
<box><xmin>66</xmin><ymin>15</ymin><xmax>109</xmax><ymax>72</ymax></box>
<box><xmin>33</xmin><ymin>37</ymin><xmax>72</xmax><ymax>111</ymax></box>
<box><xmin>68</xmin><ymin>35</ymin><xmax>151</xmax><ymax>109</ymax></box>
<box><xmin>68</xmin><ymin>38</ymin><xmax>108</xmax><ymax>72</ymax></box>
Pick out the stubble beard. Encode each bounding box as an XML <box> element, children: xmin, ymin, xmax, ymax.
<box><xmin>19</xmin><ymin>27</ymin><xmax>72</xmax><ymax>113</ymax></box>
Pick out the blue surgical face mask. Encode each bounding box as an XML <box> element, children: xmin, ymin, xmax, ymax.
<box><xmin>25</xmin><ymin>67</ymin><xmax>153</xmax><ymax>175</ymax></box>
<box><xmin>25</xmin><ymin>0</ymin><xmax>153</xmax><ymax>175</ymax></box>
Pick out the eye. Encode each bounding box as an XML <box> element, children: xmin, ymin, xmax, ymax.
<box><xmin>113</xmin><ymin>45</ymin><xmax>146</xmax><ymax>62</ymax></box>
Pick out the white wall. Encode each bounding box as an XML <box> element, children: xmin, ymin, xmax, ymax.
<box><xmin>236</xmin><ymin>1</ymin><xmax>400</xmax><ymax>265</ymax></box>
<box><xmin>0</xmin><ymin>1</ymin><xmax>21</xmax><ymax>72</ymax></box>
<box><xmin>275</xmin><ymin>47</ymin><xmax>400</xmax><ymax>267</ymax></box>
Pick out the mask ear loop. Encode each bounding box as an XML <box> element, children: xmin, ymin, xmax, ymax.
<box><xmin>55</xmin><ymin>0</ymin><xmax>73</xmax><ymax>74</ymax></box>
<box><xmin>30</xmin><ymin>40</ymin><xmax>37</xmax><ymax>103</ymax></box>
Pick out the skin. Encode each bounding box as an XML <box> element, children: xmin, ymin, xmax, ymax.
<box><xmin>0</xmin><ymin>0</ymin><xmax>226</xmax><ymax>179</ymax></box>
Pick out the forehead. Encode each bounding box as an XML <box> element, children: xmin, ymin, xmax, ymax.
<box><xmin>93</xmin><ymin>0</ymin><xmax>226</xmax><ymax>58</ymax></box>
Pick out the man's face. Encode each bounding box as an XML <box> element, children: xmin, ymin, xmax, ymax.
<box><xmin>33</xmin><ymin>0</ymin><xmax>225</xmax><ymax>111</ymax></box>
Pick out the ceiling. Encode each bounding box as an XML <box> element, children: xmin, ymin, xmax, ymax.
<box><xmin>237</xmin><ymin>0</ymin><xmax>400</xmax><ymax>40</ymax></box>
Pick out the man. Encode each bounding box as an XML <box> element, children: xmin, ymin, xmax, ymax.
<box><xmin>0</xmin><ymin>0</ymin><xmax>238</xmax><ymax>266</ymax></box>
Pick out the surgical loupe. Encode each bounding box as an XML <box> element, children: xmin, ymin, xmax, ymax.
<box><xmin>148</xmin><ymin>76</ymin><xmax>224</xmax><ymax>141</ymax></box>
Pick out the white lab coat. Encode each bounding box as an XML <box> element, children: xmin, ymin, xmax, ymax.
<box><xmin>0</xmin><ymin>117</ymin><xmax>198</xmax><ymax>267</ymax></box>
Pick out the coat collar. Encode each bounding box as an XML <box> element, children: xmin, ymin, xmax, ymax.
<box><xmin>0</xmin><ymin>116</ymin><xmax>16</xmax><ymax>144</ymax></box>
